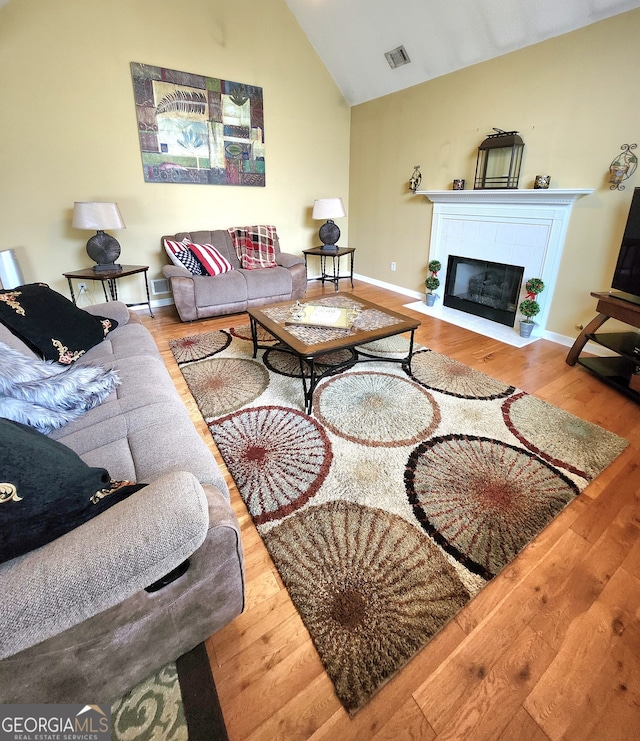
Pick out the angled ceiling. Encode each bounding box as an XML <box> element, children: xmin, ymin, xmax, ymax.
<box><xmin>285</xmin><ymin>0</ymin><xmax>640</xmax><ymax>106</ymax></box>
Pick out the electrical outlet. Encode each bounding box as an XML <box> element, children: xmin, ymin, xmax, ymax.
<box><xmin>391</xmin><ymin>262</ymin><xmax>397</xmax><ymax>271</ymax></box>
<box><xmin>78</xmin><ymin>282</ymin><xmax>87</xmax><ymax>293</ymax></box>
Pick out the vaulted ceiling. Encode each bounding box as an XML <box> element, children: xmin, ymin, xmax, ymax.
<box><xmin>285</xmin><ymin>0</ymin><xmax>640</xmax><ymax>105</ymax></box>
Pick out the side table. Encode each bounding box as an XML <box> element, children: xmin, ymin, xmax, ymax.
<box><xmin>63</xmin><ymin>264</ymin><xmax>154</xmax><ymax>317</ymax></box>
<box><xmin>303</xmin><ymin>246</ymin><xmax>355</xmax><ymax>292</ymax></box>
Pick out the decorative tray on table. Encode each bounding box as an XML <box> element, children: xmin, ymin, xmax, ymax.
<box><xmin>284</xmin><ymin>303</ymin><xmax>357</xmax><ymax>329</ymax></box>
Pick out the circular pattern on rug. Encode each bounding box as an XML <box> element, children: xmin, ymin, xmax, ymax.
<box><xmin>314</xmin><ymin>371</ymin><xmax>440</xmax><ymax>447</ymax></box>
<box><xmin>356</xmin><ymin>335</ymin><xmax>412</xmax><ymax>358</ymax></box>
<box><xmin>263</xmin><ymin>346</ymin><xmax>357</xmax><ymax>378</ymax></box>
<box><xmin>111</xmin><ymin>664</ymin><xmax>186</xmax><ymax>741</ymax></box>
<box><xmin>169</xmin><ymin>330</ymin><xmax>231</xmax><ymax>364</ymax></box>
<box><xmin>180</xmin><ymin>357</ymin><xmax>269</xmax><ymax>419</ymax></box>
<box><xmin>210</xmin><ymin>406</ymin><xmax>332</xmax><ymax>525</ymax></box>
<box><xmin>229</xmin><ymin>323</ymin><xmax>277</xmax><ymax>344</ymax></box>
<box><xmin>409</xmin><ymin>349</ymin><xmax>515</xmax><ymax>400</ymax></box>
<box><xmin>262</xmin><ymin>500</ymin><xmax>470</xmax><ymax>714</ymax></box>
<box><xmin>502</xmin><ymin>392</ymin><xmax>629</xmax><ymax>479</ymax></box>
<box><xmin>406</xmin><ymin>434</ymin><xmax>580</xmax><ymax>580</ymax></box>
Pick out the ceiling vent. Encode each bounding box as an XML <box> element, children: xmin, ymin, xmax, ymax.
<box><xmin>384</xmin><ymin>46</ymin><xmax>411</xmax><ymax>69</ymax></box>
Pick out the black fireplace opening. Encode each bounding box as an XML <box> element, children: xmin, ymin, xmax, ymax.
<box><xmin>443</xmin><ymin>255</ymin><xmax>524</xmax><ymax>327</ymax></box>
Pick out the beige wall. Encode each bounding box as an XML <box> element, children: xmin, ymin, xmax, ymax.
<box><xmin>349</xmin><ymin>9</ymin><xmax>640</xmax><ymax>339</ymax></box>
<box><xmin>0</xmin><ymin>0</ymin><xmax>350</xmax><ymax>303</ymax></box>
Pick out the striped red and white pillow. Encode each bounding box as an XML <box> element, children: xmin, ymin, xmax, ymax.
<box><xmin>163</xmin><ymin>238</ymin><xmax>191</xmax><ymax>267</ymax></box>
<box><xmin>187</xmin><ymin>242</ymin><xmax>234</xmax><ymax>276</ymax></box>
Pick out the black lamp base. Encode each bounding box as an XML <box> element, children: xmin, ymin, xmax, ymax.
<box><xmin>86</xmin><ymin>230</ymin><xmax>122</xmax><ymax>270</ymax></box>
<box><xmin>318</xmin><ymin>219</ymin><xmax>340</xmax><ymax>251</ymax></box>
<box><xmin>92</xmin><ymin>263</ymin><xmax>122</xmax><ymax>273</ymax></box>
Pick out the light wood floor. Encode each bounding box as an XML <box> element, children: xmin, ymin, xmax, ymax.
<box><xmin>139</xmin><ymin>281</ymin><xmax>640</xmax><ymax>741</ymax></box>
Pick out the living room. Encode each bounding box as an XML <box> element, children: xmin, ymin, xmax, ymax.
<box><xmin>1</xmin><ymin>1</ymin><xmax>640</xmax><ymax>739</ymax></box>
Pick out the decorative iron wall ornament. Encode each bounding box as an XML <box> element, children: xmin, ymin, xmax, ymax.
<box><xmin>609</xmin><ymin>144</ymin><xmax>637</xmax><ymax>190</ymax></box>
<box><xmin>409</xmin><ymin>165</ymin><xmax>422</xmax><ymax>192</ymax></box>
<box><xmin>130</xmin><ymin>62</ymin><xmax>265</xmax><ymax>186</ymax></box>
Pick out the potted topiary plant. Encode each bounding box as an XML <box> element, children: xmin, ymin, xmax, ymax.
<box><xmin>425</xmin><ymin>260</ymin><xmax>441</xmax><ymax>307</ymax></box>
<box><xmin>518</xmin><ymin>278</ymin><xmax>544</xmax><ymax>337</ymax></box>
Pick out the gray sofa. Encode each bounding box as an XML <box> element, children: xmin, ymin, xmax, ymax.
<box><xmin>0</xmin><ymin>301</ymin><xmax>245</xmax><ymax>703</ymax></box>
<box><xmin>162</xmin><ymin>228</ymin><xmax>307</xmax><ymax>321</ymax></box>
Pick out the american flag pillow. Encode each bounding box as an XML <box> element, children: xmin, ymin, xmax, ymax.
<box><xmin>172</xmin><ymin>248</ymin><xmax>204</xmax><ymax>275</ymax></box>
<box><xmin>163</xmin><ymin>238</ymin><xmax>191</xmax><ymax>267</ymax></box>
<box><xmin>228</xmin><ymin>225</ymin><xmax>278</xmax><ymax>270</ymax></box>
<box><xmin>187</xmin><ymin>242</ymin><xmax>234</xmax><ymax>276</ymax></box>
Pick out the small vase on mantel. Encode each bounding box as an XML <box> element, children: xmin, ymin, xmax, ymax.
<box><xmin>426</xmin><ymin>293</ymin><xmax>437</xmax><ymax>307</ymax></box>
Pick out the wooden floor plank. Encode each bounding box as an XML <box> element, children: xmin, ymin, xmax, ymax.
<box><xmin>140</xmin><ymin>279</ymin><xmax>640</xmax><ymax>740</ymax></box>
<box><xmin>524</xmin><ymin>567</ymin><xmax>640</xmax><ymax>741</ymax></box>
<box><xmin>414</xmin><ymin>529</ymin><xmax>590</xmax><ymax>732</ymax></box>
<box><xmin>529</xmin><ymin>499</ymin><xmax>640</xmax><ymax>645</ymax></box>
<box><xmin>432</xmin><ymin>626</ymin><xmax>555</xmax><ymax>741</ymax></box>
<box><xmin>225</xmin><ymin>639</ymin><xmax>328</xmax><ymax>740</ymax></box>
<box><xmin>370</xmin><ymin>698</ymin><xmax>435</xmax><ymax>741</ymax></box>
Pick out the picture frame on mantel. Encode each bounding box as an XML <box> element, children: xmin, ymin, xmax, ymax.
<box><xmin>130</xmin><ymin>62</ymin><xmax>265</xmax><ymax>187</ymax></box>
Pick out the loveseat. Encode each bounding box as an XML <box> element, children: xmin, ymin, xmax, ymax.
<box><xmin>0</xmin><ymin>290</ymin><xmax>244</xmax><ymax>703</ymax></box>
<box><xmin>161</xmin><ymin>226</ymin><xmax>307</xmax><ymax>322</ymax></box>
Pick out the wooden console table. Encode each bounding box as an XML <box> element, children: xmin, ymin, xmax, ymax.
<box><xmin>566</xmin><ymin>291</ymin><xmax>640</xmax><ymax>401</ymax></box>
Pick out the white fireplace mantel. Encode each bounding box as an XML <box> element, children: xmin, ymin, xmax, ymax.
<box><xmin>413</xmin><ymin>188</ymin><xmax>593</xmax><ymax>342</ymax></box>
<box><xmin>416</xmin><ymin>189</ymin><xmax>592</xmax><ymax>206</ymax></box>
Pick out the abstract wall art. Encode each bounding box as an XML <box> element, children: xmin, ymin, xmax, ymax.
<box><xmin>130</xmin><ymin>62</ymin><xmax>265</xmax><ymax>186</ymax></box>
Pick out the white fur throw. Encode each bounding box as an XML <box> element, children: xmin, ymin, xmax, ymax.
<box><xmin>0</xmin><ymin>341</ymin><xmax>120</xmax><ymax>434</ymax></box>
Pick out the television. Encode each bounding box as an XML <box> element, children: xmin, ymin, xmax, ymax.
<box><xmin>611</xmin><ymin>186</ymin><xmax>640</xmax><ymax>305</ymax></box>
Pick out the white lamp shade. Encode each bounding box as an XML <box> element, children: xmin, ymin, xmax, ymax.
<box><xmin>72</xmin><ymin>202</ymin><xmax>126</xmax><ymax>230</ymax></box>
<box><xmin>312</xmin><ymin>198</ymin><xmax>346</xmax><ymax>220</ymax></box>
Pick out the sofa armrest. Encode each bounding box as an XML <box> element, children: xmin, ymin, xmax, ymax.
<box><xmin>83</xmin><ymin>300</ymin><xmax>133</xmax><ymax>326</ymax></box>
<box><xmin>0</xmin><ymin>471</ymin><xmax>211</xmax><ymax>659</ymax></box>
<box><xmin>276</xmin><ymin>252</ymin><xmax>305</xmax><ymax>269</ymax></box>
<box><xmin>162</xmin><ymin>264</ymin><xmax>192</xmax><ymax>279</ymax></box>
<box><xmin>162</xmin><ymin>265</ymin><xmax>199</xmax><ymax>321</ymax></box>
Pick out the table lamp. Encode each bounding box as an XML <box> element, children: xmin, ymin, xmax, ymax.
<box><xmin>72</xmin><ymin>201</ymin><xmax>126</xmax><ymax>272</ymax></box>
<box><xmin>312</xmin><ymin>198</ymin><xmax>346</xmax><ymax>251</ymax></box>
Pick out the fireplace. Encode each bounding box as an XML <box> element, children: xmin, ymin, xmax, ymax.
<box><xmin>415</xmin><ymin>189</ymin><xmax>592</xmax><ymax>339</ymax></box>
<box><xmin>444</xmin><ymin>255</ymin><xmax>524</xmax><ymax>327</ymax></box>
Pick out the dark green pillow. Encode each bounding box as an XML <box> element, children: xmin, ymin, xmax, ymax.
<box><xmin>0</xmin><ymin>419</ymin><xmax>143</xmax><ymax>564</ymax></box>
<box><xmin>0</xmin><ymin>283</ymin><xmax>118</xmax><ymax>364</ymax></box>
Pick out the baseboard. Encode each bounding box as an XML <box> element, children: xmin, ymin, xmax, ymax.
<box><xmin>129</xmin><ymin>296</ymin><xmax>174</xmax><ymax>312</ymax></box>
<box><xmin>353</xmin><ymin>272</ymin><xmax>423</xmax><ymax>300</ymax></box>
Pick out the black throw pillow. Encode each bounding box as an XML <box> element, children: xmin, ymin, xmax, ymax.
<box><xmin>0</xmin><ymin>283</ymin><xmax>118</xmax><ymax>364</ymax></box>
<box><xmin>0</xmin><ymin>419</ymin><xmax>144</xmax><ymax>564</ymax></box>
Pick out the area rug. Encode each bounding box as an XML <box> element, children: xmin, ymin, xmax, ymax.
<box><xmin>169</xmin><ymin>326</ymin><xmax>628</xmax><ymax>715</ymax></box>
<box><xmin>111</xmin><ymin>644</ymin><xmax>228</xmax><ymax>740</ymax></box>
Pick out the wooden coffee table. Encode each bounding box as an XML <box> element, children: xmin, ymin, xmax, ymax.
<box><xmin>248</xmin><ymin>293</ymin><xmax>421</xmax><ymax>413</ymax></box>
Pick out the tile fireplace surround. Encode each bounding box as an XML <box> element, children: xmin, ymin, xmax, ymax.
<box><xmin>408</xmin><ymin>189</ymin><xmax>592</xmax><ymax>347</ymax></box>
